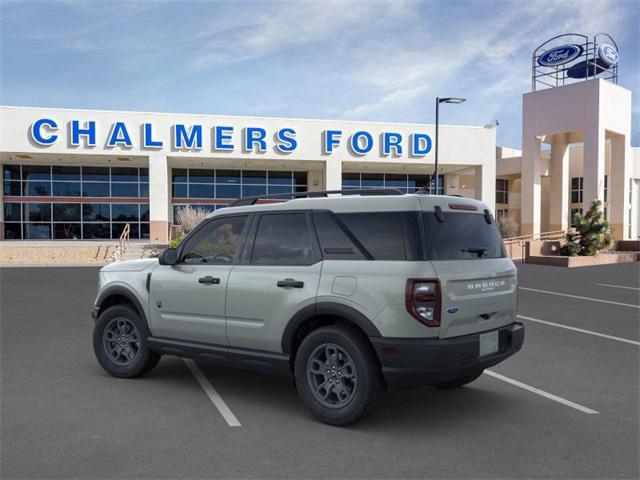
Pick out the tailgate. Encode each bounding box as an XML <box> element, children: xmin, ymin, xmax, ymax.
<box><xmin>432</xmin><ymin>258</ymin><xmax>517</xmax><ymax>338</ymax></box>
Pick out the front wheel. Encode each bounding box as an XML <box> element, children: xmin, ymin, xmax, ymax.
<box><xmin>93</xmin><ymin>304</ymin><xmax>160</xmax><ymax>378</ymax></box>
<box><xmin>294</xmin><ymin>325</ymin><xmax>385</xmax><ymax>426</ymax></box>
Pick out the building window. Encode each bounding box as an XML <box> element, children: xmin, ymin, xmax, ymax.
<box><xmin>570</xmin><ymin>208</ymin><xmax>583</xmax><ymax>228</ymax></box>
<box><xmin>496</xmin><ymin>179</ymin><xmax>508</xmax><ymax>204</ymax></box>
<box><xmin>496</xmin><ymin>208</ymin><xmax>509</xmax><ymax>220</ymax></box>
<box><xmin>2</xmin><ymin>164</ymin><xmax>149</xmax><ymax>240</ymax></box>
<box><xmin>570</xmin><ymin>177</ymin><xmax>583</xmax><ymax>203</ymax></box>
<box><xmin>604</xmin><ymin>175</ymin><xmax>608</xmax><ymax>203</ymax></box>
<box><xmin>170</xmin><ymin>168</ymin><xmax>307</xmax><ymax>223</ymax></box>
<box><xmin>342</xmin><ymin>173</ymin><xmax>444</xmax><ymax>195</ymax></box>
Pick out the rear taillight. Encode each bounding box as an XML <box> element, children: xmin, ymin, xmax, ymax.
<box><xmin>405</xmin><ymin>279</ymin><xmax>441</xmax><ymax>327</ymax></box>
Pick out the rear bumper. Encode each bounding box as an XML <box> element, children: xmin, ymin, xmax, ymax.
<box><xmin>369</xmin><ymin>322</ymin><xmax>524</xmax><ymax>390</ymax></box>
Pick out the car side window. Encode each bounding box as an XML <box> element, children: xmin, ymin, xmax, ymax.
<box><xmin>251</xmin><ymin>212</ymin><xmax>317</xmax><ymax>265</ymax></box>
<box><xmin>180</xmin><ymin>216</ymin><xmax>247</xmax><ymax>264</ymax></box>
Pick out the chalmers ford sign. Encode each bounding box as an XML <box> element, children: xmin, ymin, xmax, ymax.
<box><xmin>29</xmin><ymin>118</ymin><xmax>434</xmax><ymax>157</ymax></box>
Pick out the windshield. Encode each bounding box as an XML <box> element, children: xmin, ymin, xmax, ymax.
<box><xmin>423</xmin><ymin>212</ymin><xmax>506</xmax><ymax>260</ymax></box>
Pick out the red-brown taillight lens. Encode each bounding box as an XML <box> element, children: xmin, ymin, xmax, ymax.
<box><xmin>405</xmin><ymin>279</ymin><xmax>441</xmax><ymax>327</ymax></box>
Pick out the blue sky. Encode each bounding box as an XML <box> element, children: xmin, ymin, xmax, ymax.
<box><xmin>1</xmin><ymin>0</ymin><xmax>638</xmax><ymax>148</ymax></box>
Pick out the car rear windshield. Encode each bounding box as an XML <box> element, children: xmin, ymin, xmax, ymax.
<box><xmin>423</xmin><ymin>212</ymin><xmax>505</xmax><ymax>260</ymax></box>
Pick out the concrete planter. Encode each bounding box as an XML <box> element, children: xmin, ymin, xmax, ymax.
<box><xmin>524</xmin><ymin>240</ymin><xmax>639</xmax><ymax>267</ymax></box>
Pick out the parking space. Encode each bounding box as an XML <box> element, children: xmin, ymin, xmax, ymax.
<box><xmin>1</xmin><ymin>263</ymin><xmax>638</xmax><ymax>479</ymax></box>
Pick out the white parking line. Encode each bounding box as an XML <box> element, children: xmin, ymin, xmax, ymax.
<box><xmin>484</xmin><ymin>370</ymin><xmax>599</xmax><ymax>415</ymax></box>
<box><xmin>596</xmin><ymin>283</ymin><xmax>640</xmax><ymax>291</ymax></box>
<box><xmin>184</xmin><ymin>359</ymin><xmax>241</xmax><ymax>427</ymax></box>
<box><xmin>518</xmin><ymin>314</ymin><xmax>640</xmax><ymax>346</ymax></box>
<box><xmin>519</xmin><ymin>287</ymin><xmax>640</xmax><ymax>309</ymax></box>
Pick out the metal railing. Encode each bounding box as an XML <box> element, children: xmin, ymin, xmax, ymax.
<box><xmin>503</xmin><ymin>229</ymin><xmax>571</xmax><ymax>260</ymax></box>
<box><xmin>108</xmin><ymin>223</ymin><xmax>131</xmax><ymax>263</ymax></box>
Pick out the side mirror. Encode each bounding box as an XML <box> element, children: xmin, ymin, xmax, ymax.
<box><xmin>159</xmin><ymin>248</ymin><xmax>178</xmax><ymax>266</ymax></box>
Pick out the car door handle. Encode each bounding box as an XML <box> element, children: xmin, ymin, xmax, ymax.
<box><xmin>198</xmin><ymin>276</ymin><xmax>220</xmax><ymax>285</ymax></box>
<box><xmin>277</xmin><ymin>278</ymin><xmax>304</xmax><ymax>288</ymax></box>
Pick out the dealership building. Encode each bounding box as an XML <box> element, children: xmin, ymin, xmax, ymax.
<box><xmin>0</xmin><ymin>34</ymin><xmax>638</xmax><ymax>245</ymax></box>
<box><xmin>0</xmin><ymin>107</ymin><xmax>496</xmax><ymax>243</ymax></box>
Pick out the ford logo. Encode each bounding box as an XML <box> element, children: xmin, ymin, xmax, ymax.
<box><xmin>446</xmin><ymin>307</ymin><xmax>459</xmax><ymax>314</ymax></box>
<box><xmin>598</xmin><ymin>43</ymin><xmax>618</xmax><ymax>66</ymax></box>
<box><xmin>538</xmin><ymin>44</ymin><xmax>583</xmax><ymax>67</ymax></box>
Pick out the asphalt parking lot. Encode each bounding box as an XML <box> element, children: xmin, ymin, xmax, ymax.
<box><xmin>1</xmin><ymin>262</ymin><xmax>638</xmax><ymax>479</ymax></box>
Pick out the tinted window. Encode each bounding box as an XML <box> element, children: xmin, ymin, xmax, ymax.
<box><xmin>337</xmin><ymin>212</ymin><xmax>406</xmax><ymax>260</ymax></box>
<box><xmin>423</xmin><ymin>212</ymin><xmax>505</xmax><ymax>260</ymax></box>
<box><xmin>313</xmin><ymin>211</ymin><xmax>365</xmax><ymax>260</ymax></box>
<box><xmin>252</xmin><ymin>213</ymin><xmax>316</xmax><ymax>265</ymax></box>
<box><xmin>181</xmin><ymin>216</ymin><xmax>246</xmax><ymax>264</ymax></box>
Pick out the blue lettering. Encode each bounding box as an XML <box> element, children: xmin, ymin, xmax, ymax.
<box><xmin>71</xmin><ymin>120</ymin><xmax>96</xmax><ymax>147</ymax></box>
<box><xmin>244</xmin><ymin>127</ymin><xmax>267</xmax><ymax>152</ymax></box>
<box><xmin>350</xmin><ymin>131</ymin><xmax>373</xmax><ymax>155</ymax></box>
<box><xmin>411</xmin><ymin>133</ymin><xmax>432</xmax><ymax>156</ymax></box>
<box><xmin>143</xmin><ymin>123</ymin><xmax>163</xmax><ymax>148</ymax></box>
<box><xmin>383</xmin><ymin>132</ymin><xmax>403</xmax><ymax>156</ymax></box>
<box><xmin>173</xmin><ymin>124</ymin><xmax>203</xmax><ymax>149</ymax></box>
<box><xmin>30</xmin><ymin>118</ymin><xmax>58</xmax><ymax>145</ymax></box>
<box><xmin>323</xmin><ymin>130</ymin><xmax>342</xmax><ymax>154</ymax></box>
<box><xmin>275</xmin><ymin>128</ymin><xmax>297</xmax><ymax>153</ymax></box>
<box><xmin>107</xmin><ymin>122</ymin><xmax>132</xmax><ymax>148</ymax></box>
<box><xmin>214</xmin><ymin>126</ymin><xmax>234</xmax><ymax>151</ymax></box>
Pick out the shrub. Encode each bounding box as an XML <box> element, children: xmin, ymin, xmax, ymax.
<box><xmin>560</xmin><ymin>199</ymin><xmax>613</xmax><ymax>256</ymax></box>
<box><xmin>169</xmin><ymin>235</ymin><xmax>184</xmax><ymax>248</ymax></box>
<box><xmin>175</xmin><ymin>206</ymin><xmax>208</xmax><ymax>234</ymax></box>
<box><xmin>497</xmin><ymin>215</ymin><xmax>519</xmax><ymax>239</ymax></box>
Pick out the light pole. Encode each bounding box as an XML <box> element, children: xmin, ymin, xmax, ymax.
<box><xmin>434</xmin><ymin>97</ymin><xmax>466</xmax><ymax>194</ymax></box>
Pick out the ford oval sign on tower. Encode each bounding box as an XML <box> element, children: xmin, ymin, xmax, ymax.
<box><xmin>537</xmin><ymin>44</ymin><xmax>583</xmax><ymax>67</ymax></box>
<box><xmin>598</xmin><ymin>43</ymin><xmax>618</xmax><ymax>66</ymax></box>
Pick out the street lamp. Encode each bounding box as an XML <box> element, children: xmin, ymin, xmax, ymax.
<box><xmin>433</xmin><ymin>97</ymin><xmax>466</xmax><ymax>194</ymax></box>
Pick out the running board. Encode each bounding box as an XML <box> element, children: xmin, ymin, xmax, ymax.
<box><xmin>147</xmin><ymin>337</ymin><xmax>292</xmax><ymax>376</ymax></box>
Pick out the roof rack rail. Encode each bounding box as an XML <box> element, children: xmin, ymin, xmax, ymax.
<box><xmin>229</xmin><ymin>188</ymin><xmax>404</xmax><ymax>207</ymax></box>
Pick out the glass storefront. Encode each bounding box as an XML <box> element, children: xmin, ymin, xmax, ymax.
<box><xmin>2</xmin><ymin>164</ymin><xmax>149</xmax><ymax>239</ymax></box>
<box><xmin>342</xmin><ymin>172</ymin><xmax>444</xmax><ymax>194</ymax></box>
<box><xmin>171</xmin><ymin>168</ymin><xmax>308</xmax><ymax>222</ymax></box>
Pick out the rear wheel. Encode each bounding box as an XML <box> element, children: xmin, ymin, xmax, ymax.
<box><xmin>435</xmin><ymin>369</ymin><xmax>484</xmax><ymax>389</ymax></box>
<box><xmin>93</xmin><ymin>304</ymin><xmax>160</xmax><ymax>378</ymax></box>
<box><xmin>294</xmin><ymin>325</ymin><xmax>384</xmax><ymax>426</ymax></box>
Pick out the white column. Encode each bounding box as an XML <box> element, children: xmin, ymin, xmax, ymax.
<box><xmin>521</xmin><ymin>135</ymin><xmax>543</xmax><ymax>236</ymax></box>
<box><xmin>445</xmin><ymin>173</ymin><xmax>460</xmax><ymax>195</ymax></box>
<box><xmin>324</xmin><ymin>159</ymin><xmax>342</xmax><ymax>191</ymax></box>
<box><xmin>582</xmin><ymin>126</ymin><xmax>606</xmax><ymax>211</ymax></box>
<box><xmin>549</xmin><ymin>134</ymin><xmax>570</xmax><ymax>232</ymax></box>
<box><xmin>148</xmin><ymin>153</ymin><xmax>170</xmax><ymax>243</ymax></box>
<box><xmin>474</xmin><ymin>164</ymin><xmax>496</xmax><ymax>213</ymax></box>
<box><xmin>609</xmin><ymin>134</ymin><xmax>631</xmax><ymax>240</ymax></box>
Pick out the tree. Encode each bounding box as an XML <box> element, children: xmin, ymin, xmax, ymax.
<box><xmin>560</xmin><ymin>199</ymin><xmax>613</xmax><ymax>256</ymax></box>
<box><xmin>497</xmin><ymin>215</ymin><xmax>519</xmax><ymax>239</ymax></box>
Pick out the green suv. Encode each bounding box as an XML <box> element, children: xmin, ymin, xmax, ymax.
<box><xmin>92</xmin><ymin>190</ymin><xmax>524</xmax><ymax>426</ymax></box>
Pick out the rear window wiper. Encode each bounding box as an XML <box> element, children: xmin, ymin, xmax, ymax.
<box><xmin>461</xmin><ymin>247</ymin><xmax>487</xmax><ymax>257</ymax></box>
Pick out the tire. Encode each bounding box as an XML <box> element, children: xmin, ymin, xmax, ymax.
<box><xmin>294</xmin><ymin>325</ymin><xmax>384</xmax><ymax>426</ymax></box>
<box><xmin>434</xmin><ymin>369</ymin><xmax>484</xmax><ymax>389</ymax></box>
<box><xmin>93</xmin><ymin>304</ymin><xmax>161</xmax><ymax>378</ymax></box>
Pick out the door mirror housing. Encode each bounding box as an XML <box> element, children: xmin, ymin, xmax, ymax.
<box><xmin>159</xmin><ymin>248</ymin><xmax>178</xmax><ymax>265</ymax></box>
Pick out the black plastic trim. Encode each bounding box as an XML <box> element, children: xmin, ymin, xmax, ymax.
<box><xmin>281</xmin><ymin>302</ymin><xmax>382</xmax><ymax>354</ymax></box>
<box><xmin>94</xmin><ymin>286</ymin><xmax>148</xmax><ymax>326</ymax></box>
<box><xmin>148</xmin><ymin>337</ymin><xmax>291</xmax><ymax>375</ymax></box>
<box><xmin>370</xmin><ymin>322</ymin><xmax>525</xmax><ymax>390</ymax></box>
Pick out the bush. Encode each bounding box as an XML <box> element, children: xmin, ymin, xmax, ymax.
<box><xmin>175</xmin><ymin>206</ymin><xmax>208</xmax><ymax>234</ymax></box>
<box><xmin>559</xmin><ymin>199</ymin><xmax>613</xmax><ymax>256</ymax></box>
<box><xmin>169</xmin><ymin>235</ymin><xmax>184</xmax><ymax>248</ymax></box>
<box><xmin>497</xmin><ymin>215</ymin><xmax>519</xmax><ymax>239</ymax></box>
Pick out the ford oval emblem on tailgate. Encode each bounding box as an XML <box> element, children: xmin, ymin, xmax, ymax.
<box><xmin>447</xmin><ymin>307</ymin><xmax>459</xmax><ymax>314</ymax></box>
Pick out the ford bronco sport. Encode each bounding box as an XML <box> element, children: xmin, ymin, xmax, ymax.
<box><xmin>92</xmin><ymin>189</ymin><xmax>524</xmax><ymax>426</ymax></box>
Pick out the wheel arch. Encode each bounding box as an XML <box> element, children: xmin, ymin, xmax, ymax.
<box><xmin>281</xmin><ymin>302</ymin><xmax>381</xmax><ymax>357</ymax></box>
<box><xmin>96</xmin><ymin>285</ymin><xmax>148</xmax><ymax>327</ymax></box>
